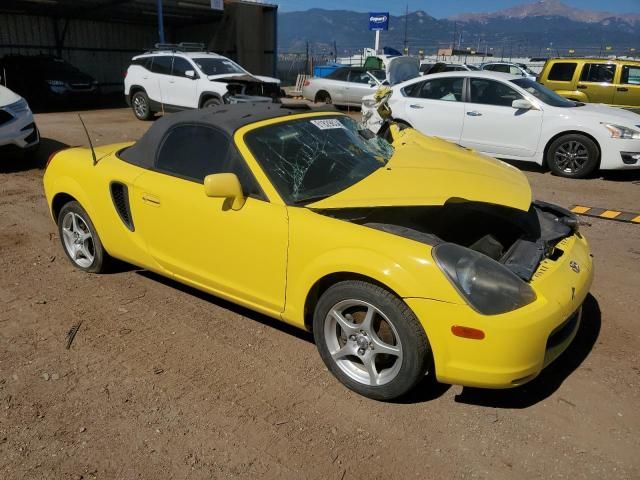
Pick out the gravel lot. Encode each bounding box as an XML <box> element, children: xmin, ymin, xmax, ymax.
<box><xmin>1</xmin><ymin>107</ymin><xmax>639</xmax><ymax>479</ymax></box>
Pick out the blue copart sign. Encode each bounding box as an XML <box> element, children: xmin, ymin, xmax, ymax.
<box><xmin>369</xmin><ymin>12</ymin><xmax>389</xmax><ymax>31</ymax></box>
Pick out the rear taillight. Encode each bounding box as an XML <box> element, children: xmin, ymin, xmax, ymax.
<box><xmin>124</xmin><ymin>70</ymin><xmax>128</xmax><ymax>78</ymax></box>
<box><xmin>303</xmin><ymin>80</ymin><xmax>311</xmax><ymax>87</ymax></box>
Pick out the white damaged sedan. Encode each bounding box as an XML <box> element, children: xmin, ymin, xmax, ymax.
<box><xmin>362</xmin><ymin>71</ymin><xmax>640</xmax><ymax>178</ymax></box>
<box><xmin>0</xmin><ymin>85</ymin><xmax>39</xmax><ymax>155</ymax></box>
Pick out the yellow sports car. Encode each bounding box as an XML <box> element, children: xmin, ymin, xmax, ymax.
<box><xmin>43</xmin><ymin>104</ymin><xmax>593</xmax><ymax>400</ymax></box>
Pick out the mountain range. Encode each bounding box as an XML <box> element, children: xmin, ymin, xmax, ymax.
<box><xmin>278</xmin><ymin>0</ymin><xmax>640</xmax><ymax>55</ymax></box>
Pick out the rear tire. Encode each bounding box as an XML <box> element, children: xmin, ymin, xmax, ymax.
<box><xmin>58</xmin><ymin>201</ymin><xmax>110</xmax><ymax>273</ymax></box>
<box><xmin>313</xmin><ymin>280</ymin><xmax>431</xmax><ymax>401</ymax></box>
<box><xmin>315</xmin><ymin>91</ymin><xmax>332</xmax><ymax>104</ymax></box>
<box><xmin>131</xmin><ymin>91</ymin><xmax>153</xmax><ymax>121</ymax></box>
<box><xmin>546</xmin><ymin>133</ymin><xmax>599</xmax><ymax>179</ymax></box>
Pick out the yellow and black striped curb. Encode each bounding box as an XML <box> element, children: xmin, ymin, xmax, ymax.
<box><xmin>570</xmin><ymin>205</ymin><xmax>640</xmax><ymax>224</ymax></box>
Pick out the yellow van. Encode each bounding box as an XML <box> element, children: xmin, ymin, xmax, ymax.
<box><xmin>538</xmin><ymin>58</ymin><xmax>640</xmax><ymax>108</ymax></box>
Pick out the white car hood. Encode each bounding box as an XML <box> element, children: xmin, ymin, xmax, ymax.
<box><xmin>573</xmin><ymin>103</ymin><xmax>640</xmax><ymax>127</ymax></box>
<box><xmin>0</xmin><ymin>85</ymin><xmax>21</xmax><ymax>108</ymax></box>
<box><xmin>387</xmin><ymin>56</ymin><xmax>420</xmax><ymax>86</ymax></box>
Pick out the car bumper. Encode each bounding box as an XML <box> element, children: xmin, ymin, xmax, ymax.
<box><xmin>0</xmin><ymin>110</ymin><xmax>39</xmax><ymax>150</ymax></box>
<box><xmin>599</xmin><ymin>137</ymin><xmax>640</xmax><ymax>170</ymax></box>
<box><xmin>406</xmin><ymin>233</ymin><xmax>593</xmax><ymax>389</ymax></box>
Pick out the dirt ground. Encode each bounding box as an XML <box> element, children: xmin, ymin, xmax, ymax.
<box><xmin>1</xmin><ymin>107</ymin><xmax>639</xmax><ymax>480</ymax></box>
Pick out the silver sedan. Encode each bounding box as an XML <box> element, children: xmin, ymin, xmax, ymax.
<box><xmin>302</xmin><ymin>67</ymin><xmax>385</xmax><ymax>107</ymax></box>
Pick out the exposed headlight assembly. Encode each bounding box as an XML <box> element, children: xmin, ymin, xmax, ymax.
<box><xmin>603</xmin><ymin>123</ymin><xmax>640</xmax><ymax>140</ymax></box>
<box><xmin>434</xmin><ymin>243</ymin><xmax>537</xmax><ymax>315</ymax></box>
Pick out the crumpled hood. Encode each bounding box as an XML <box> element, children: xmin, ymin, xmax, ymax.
<box><xmin>308</xmin><ymin>130</ymin><xmax>532</xmax><ymax>211</ymax></box>
<box><xmin>207</xmin><ymin>73</ymin><xmax>280</xmax><ymax>84</ymax></box>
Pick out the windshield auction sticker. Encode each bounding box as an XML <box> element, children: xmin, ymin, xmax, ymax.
<box><xmin>310</xmin><ymin>119</ymin><xmax>347</xmax><ymax>130</ymax></box>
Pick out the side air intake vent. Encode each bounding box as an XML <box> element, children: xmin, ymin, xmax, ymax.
<box><xmin>110</xmin><ymin>182</ymin><xmax>134</xmax><ymax>231</ymax></box>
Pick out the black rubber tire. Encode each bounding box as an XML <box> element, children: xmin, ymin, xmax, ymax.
<box><xmin>131</xmin><ymin>91</ymin><xmax>153</xmax><ymax>121</ymax></box>
<box><xmin>57</xmin><ymin>201</ymin><xmax>110</xmax><ymax>274</ymax></box>
<box><xmin>315</xmin><ymin>91</ymin><xmax>332</xmax><ymax>104</ymax></box>
<box><xmin>202</xmin><ymin>97</ymin><xmax>222</xmax><ymax>108</ymax></box>
<box><xmin>313</xmin><ymin>280</ymin><xmax>431</xmax><ymax>401</ymax></box>
<box><xmin>546</xmin><ymin>133</ymin><xmax>599</xmax><ymax>179</ymax></box>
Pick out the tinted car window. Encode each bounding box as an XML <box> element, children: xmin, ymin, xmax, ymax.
<box><xmin>151</xmin><ymin>56</ymin><xmax>172</xmax><ymax>75</ymax></box>
<box><xmin>580</xmin><ymin>63</ymin><xmax>616</xmax><ymax>83</ymax></box>
<box><xmin>328</xmin><ymin>68</ymin><xmax>349</xmax><ymax>81</ymax></box>
<box><xmin>487</xmin><ymin>64</ymin><xmax>510</xmax><ymax>74</ymax></box>
<box><xmin>548</xmin><ymin>63</ymin><xmax>577</xmax><ymax>81</ymax></box>
<box><xmin>509</xmin><ymin>65</ymin><xmax>523</xmax><ymax>75</ymax></box>
<box><xmin>407</xmin><ymin>77</ymin><xmax>463</xmax><ymax>101</ymax></box>
<box><xmin>155</xmin><ymin>124</ymin><xmax>261</xmax><ymax>196</ymax></box>
<box><xmin>621</xmin><ymin>65</ymin><xmax>640</xmax><ymax>85</ymax></box>
<box><xmin>469</xmin><ymin>78</ymin><xmax>523</xmax><ymax>107</ymax></box>
<box><xmin>132</xmin><ymin>57</ymin><xmax>152</xmax><ymax>70</ymax></box>
<box><xmin>171</xmin><ymin>57</ymin><xmax>193</xmax><ymax>77</ymax></box>
<box><xmin>349</xmin><ymin>69</ymin><xmax>374</xmax><ymax>84</ymax></box>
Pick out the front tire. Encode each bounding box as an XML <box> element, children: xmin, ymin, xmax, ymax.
<box><xmin>131</xmin><ymin>91</ymin><xmax>153</xmax><ymax>121</ymax></box>
<box><xmin>202</xmin><ymin>97</ymin><xmax>222</xmax><ymax>108</ymax></box>
<box><xmin>546</xmin><ymin>134</ymin><xmax>599</xmax><ymax>178</ymax></box>
<box><xmin>313</xmin><ymin>280</ymin><xmax>431</xmax><ymax>401</ymax></box>
<box><xmin>58</xmin><ymin>201</ymin><xmax>110</xmax><ymax>273</ymax></box>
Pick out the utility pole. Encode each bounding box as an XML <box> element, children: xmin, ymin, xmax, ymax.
<box><xmin>403</xmin><ymin>3</ymin><xmax>409</xmax><ymax>53</ymax></box>
<box><xmin>333</xmin><ymin>40</ymin><xmax>337</xmax><ymax>62</ymax></box>
<box><xmin>156</xmin><ymin>0</ymin><xmax>165</xmax><ymax>44</ymax></box>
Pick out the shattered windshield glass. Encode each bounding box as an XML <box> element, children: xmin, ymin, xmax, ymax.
<box><xmin>245</xmin><ymin>115</ymin><xmax>393</xmax><ymax>205</ymax></box>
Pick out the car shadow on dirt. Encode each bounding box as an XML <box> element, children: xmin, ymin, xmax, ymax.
<box><xmin>136</xmin><ymin>270</ymin><xmax>315</xmax><ymax>344</ymax></box>
<box><xmin>453</xmin><ymin>293</ymin><xmax>601</xmax><ymax>409</ymax></box>
<box><xmin>0</xmin><ymin>138</ymin><xmax>69</xmax><ymax>174</ymax></box>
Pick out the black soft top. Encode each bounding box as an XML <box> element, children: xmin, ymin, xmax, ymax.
<box><xmin>120</xmin><ymin>103</ymin><xmax>337</xmax><ymax>169</ymax></box>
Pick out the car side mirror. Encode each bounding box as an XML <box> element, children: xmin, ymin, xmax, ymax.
<box><xmin>185</xmin><ymin>70</ymin><xmax>196</xmax><ymax>79</ymax></box>
<box><xmin>203</xmin><ymin>173</ymin><xmax>245</xmax><ymax>210</ymax></box>
<box><xmin>512</xmin><ymin>99</ymin><xmax>534</xmax><ymax>110</ymax></box>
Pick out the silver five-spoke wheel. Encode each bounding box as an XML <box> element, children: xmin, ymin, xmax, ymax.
<box><xmin>61</xmin><ymin>211</ymin><xmax>95</xmax><ymax>268</ymax></box>
<box><xmin>324</xmin><ymin>299</ymin><xmax>403</xmax><ymax>386</ymax></box>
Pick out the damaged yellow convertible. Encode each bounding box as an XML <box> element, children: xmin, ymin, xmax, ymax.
<box><xmin>43</xmin><ymin>103</ymin><xmax>593</xmax><ymax>400</ymax></box>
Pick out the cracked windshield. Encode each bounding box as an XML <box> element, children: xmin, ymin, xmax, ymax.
<box><xmin>245</xmin><ymin>116</ymin><xmax>393</xmax><ymax>204</ymax></box>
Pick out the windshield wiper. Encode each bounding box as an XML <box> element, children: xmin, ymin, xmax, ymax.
<box><xmin>292</xmin><ymin>194</ymin><xmax>332</xmax><ymax>206</ymax></box>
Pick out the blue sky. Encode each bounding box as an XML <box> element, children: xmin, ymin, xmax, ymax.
<box><xmin>274</xmin><ymin>0</ymin><xmax>640</xmax><ymax>17</ymax></box>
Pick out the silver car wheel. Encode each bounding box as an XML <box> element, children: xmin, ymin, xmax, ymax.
<box><xmin>323</xmin><ymin>299</ymin><xmax>403</xmax><ymax>386</ymax></box>
<box><xmin>554</xmin><ymin>140</ymin><xmax>589</xmax><ymax>174</ymax></box>
<box><xmin>61</xmin><ymin>212</ymin><xmax>95</xmax><ymax>268</ymax></box>
<box><xmin>133</xmin><ymin>95</ymin><xmax>148</xmax><ymax>118</ymax></box>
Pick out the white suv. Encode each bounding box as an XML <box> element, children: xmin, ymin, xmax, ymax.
<box><xmin>124</xmin><ymin>45</ymin><xmax>282</xmax><ymax>120</ymax></box>
<box><xmin>0</xmin><ymin>85</ymin><xmax>39</xmax><ymax>155</ymax></box>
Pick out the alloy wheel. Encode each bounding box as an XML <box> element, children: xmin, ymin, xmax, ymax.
<box><xmin>133</xmin><ymin>95</ymin><xmax>148</xmax><ymax>118</ymax></box>
<box><xmin>61</xmin><ymin>212</ymin><xmax>95</xmax><ymax>268</ymax></box>
<box><xmin>323</xmin><ymin>299</ymin><xmax>403</xmax><ymax>386</ymax></box>
<box><xmin>554</xmin><ymin>140</ymin><xmax>589</xmax><ymax>174</ymax></box>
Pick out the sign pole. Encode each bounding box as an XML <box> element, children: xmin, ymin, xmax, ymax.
<box><xmin>375</xmin><ymin>30</ymin><xmax>380</xmax><ymax>53</ymax></box>
<box><xmin>157</xmin><ymin>0</ymin><xmax>165</xmax><ymax>44</ymax></box>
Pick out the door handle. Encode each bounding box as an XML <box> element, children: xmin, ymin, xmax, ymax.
<box><xmin>466</xmin><ymin>111</ymin><xmax>482</xmax><ymax>116</ymax></box>
<box><xmin>577</xmin><ymin>85</ymin><xmax>587</xmax><ymax>90</ymax></box>
<box><xmin>617</xmin><ymin>87</ymin><xmax>629</xmax><ymax>92</ymax></box>
<box><xmin>409</xmin><ymin>104</ymin><xmax>424</xmax><ymax>109</ymax></box>
<box><xmin>141</xmin><ymin>194</ymin><xmax>161</xmax><ymax>206</ymax></box>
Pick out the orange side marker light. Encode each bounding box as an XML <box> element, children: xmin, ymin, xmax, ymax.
<box><xmin>451</xmin><ymin>325</ymin><xmax>485</xmax><ymax>340</ymax></box>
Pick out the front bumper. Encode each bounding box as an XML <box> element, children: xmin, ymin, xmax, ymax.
<box><xmin>407</xmin><ymin>233</ymin><xmax>593</xmax><ymax>389</ymax></box>
<box><xmin>0</xmin><ymin>108</ymin><xmax>39</xmax><ymax>150</ymax></box>
<box><xmin>599</xmin><ymin>136</ymin><xmax>640</xmax><ymax>170</ymax></box>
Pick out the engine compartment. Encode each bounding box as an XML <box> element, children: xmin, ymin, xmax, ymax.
<box><xmin>316</xmin><ymin>200</ymin><xmax>578</xmax><ymax>281</ymax></box>
<box><xmin>218</xmin><ymin>75</ymin><xmax>281</xmax><ymax>103</ymax></box>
